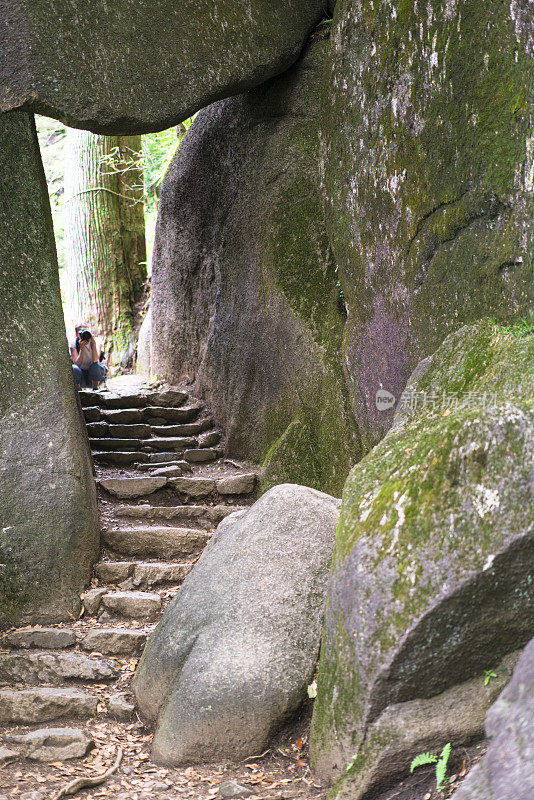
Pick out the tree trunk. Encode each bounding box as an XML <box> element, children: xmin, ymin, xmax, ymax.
<box><xmin>64</xmin><ymin>131</ymin><xmax>147</xmax><ymax>368</ymax></box>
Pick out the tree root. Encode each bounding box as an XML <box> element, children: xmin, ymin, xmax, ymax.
<box><xmin>52</xmin><ymin>745</ymin><xmax>123</xmax><ymax>800</ymax></box>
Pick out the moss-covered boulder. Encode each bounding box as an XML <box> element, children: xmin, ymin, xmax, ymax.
<box><xmin>151</xmin><ymin>41</ymin><xmax>361</xmax><ymax>497</ymax></box>
<box><xmin>0</xmin><ymin>110</ymin><xmax>99</xmax><ymax>626</ymax></box>
<box><xmin>309</xmin><ymin>321</ymin><xmax>534</xmax><ymax>796</ymax></box>
<box><xmin>321</xmin><ymin>0</ymin><xmax>534</xmax><ymax>448</ymax></box>
<box><xmin>0</xmin><ymin>0</ymin><xmax>326</xmax><ymax>134</ymax></box>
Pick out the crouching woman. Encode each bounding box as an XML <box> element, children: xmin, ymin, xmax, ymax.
<box><xmin>70</xmin><ymin>322</ymin><xmax>107</xmax><ymax>389</ymax></box>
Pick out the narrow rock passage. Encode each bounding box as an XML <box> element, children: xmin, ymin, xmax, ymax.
<box><xmin>0</xmin><ymin>384</ymin><xmax>325</xmax><ymax>798</ymax></box>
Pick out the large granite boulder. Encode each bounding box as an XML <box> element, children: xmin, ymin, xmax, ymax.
<box><xmin>0</xmin><ymin>0</ymin><xmax>326</xmax><ymax>134</ymax></box>
<box><xmin>0</xmin><ymin>110</ymin><xmax>99</xmax><ymax>626</ymax></box>
<box><xmin>309</xmin><ymin>321</ymin><xmax>534</xmax><ymax>796</ymax></box>
<box><xmin>133</xmin><ymin>484</ymin><xmax>340</xmax><ymax>765</ymax></box>
<box><xmin>321</xmin><ymin>0</ymin><xmax>534</xmax><ymax>447</ymax></box>
<box><xmin>151</xmin><ymin>41</ymin><xmax>361</xmax><ymax>496</ymax></box>
<box><xmin>454</xmin><ymin>636</ymin><xmax>534</xmax><ymax>800</ymax></box>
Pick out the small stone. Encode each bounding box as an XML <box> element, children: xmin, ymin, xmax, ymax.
<box><xmin>101</xmin><ymin>591</ymin><xmax>162</xmax><ymax>619</ymax></box>
<box><xmin>20</xmin><ymin>792</ymin><xmax>45</xmax><ymax>800</ymax></box>
<box><xmin>198</xmin><ymin>431</ymin><xmax>221</xmax><ymax>447</ymax></box>
<box><xmin>0</xmin><ymin>746</ymin><xmax>18</xmax><ymax>764</ymax></box>
<box><xmin>98</xmin><ymin>477</ymin><xmax>167</xmax><ymax>498</ymax></box>
<box><xmin>216</xmin><ymin>473</ymin><xmax>257</xmax><ymax>495</ymax></box>
<box><xmin>218</xmin><ymin>780</ymin><xmax>253</xmax><ymax>798</ymax></box>
<box><xmin>83</xmin><ymin>588</ymin><xmax>106</xmax><ymax>616</ymax></box>
<box><xmin>118</xmin><ymin>577</ymin><xmax>135</xmax><ymax>590</ymax></box>
<box><xmin>108</xmin><ymin>693</ymin><xmax>135</xmax><ymax>719</ymax></box>
<box><xmin>6</xmin><ymin>728</ymin><xmax>94</xmax><ymax>761</ymax></box>
<box><xmin>150</xmin><ymin>465</ymin><xmax>184</xmax><ymax>477</ymax></box>
<box><xmin>148</xmin><ymin>781</ymin><xmax>169</xmax><ymax>792</ymax></box>
<box><xmin>3</xmin><ymin>627</ymin><xmax>76</xmax><ymax>650</ymax></box>
<box><xmin>81</xmin><ymin>628</ymin><xmax>146</xmax><ymax>655</ymax></box>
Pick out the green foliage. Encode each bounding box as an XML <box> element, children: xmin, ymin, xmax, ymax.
<box><xmin>484</xmin><ymin>669</ymin><xmax>497</xmax><ymax>686</ymax></box>
<box><xmin>492</xmin><ymin>314</ymin><xmax>534</xmax><ymax>339</ymax></box>
<box><xmin>142</xmin><ymin>117</ymin><xmax>195</xmax><ymax>211</ymax></box>
<box><xmin>436</xmin><ymin>743</ymin><xmax>451</xmax><ymax>791</ymax></box>
<box><xmin>410</xmin><ymin>743</ymin><xmax>452</xmax><ymax>793</ymax></box>
<box><xmin>410</xmin><ymin>752</ymin><xmax>438</xmax><ymax>772</ymax></box>
<box><xmin>141</xmin><ymin>118</ymin><xmax>195</xmax><ymax>266</ymax></box>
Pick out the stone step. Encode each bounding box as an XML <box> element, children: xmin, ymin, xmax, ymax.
<box><xmin>80</xmin><ymin>627</ymin><xmax>147</xmax><ymax>655</ymax></box>
<box><xmin>98</xmin><ymin>477</ymin><xmax>167</xmax><ymax>498</ymax></box>
<box><xmin>86</xmin><ymin>422</ymin><xmax>152</xmax><ymax>439</ymax></box>
<box><xmin>99</xmin><ymin>591</ymin><xmax>162</xmax><ymax>619</ymax></box>
<box><xmin>93</xmin><ymin>451</ymin><xmax>148</xmax><ymax>465</ymax></box>
<box><xmin>102</xmin><ymin>526</ymin><xmax>209</xmax><ymax>558</ymax></box>
<box><xmin>0</xmin><ymin>688</ymin><xmax>98</xmax><ymax>724</ymax></box>
<box><xmin>0</xmin><ymin>651</ymin><xmax>118</xmax><ymax>685</ymax></box>
<box><xmin>144</xmin><ymin>452</ymin><xmax>194</xmax><ymax>466</ymax></box>
<box><xmin>2</xmin><ymin>628</ymin><xmax>76</xmax><ymax>650</ymax></box>
<box><xmin>100</xmin><ymin>408</ymin><xmax>145</xmax><ymax>424</ymax></box>
<box><xmin>151</xmin><ymin>419</ymin><xmax>213</xmax><ymax>436</ymax></box>
<box><xmin>79</xmin><ymin>388</ymin><xmax>189</xmax><ymax>410</ymax></box>
<box><xmin>83</xmin><ymin>406</ymin><xmax>102</xmax><ymax>422</ymax></box>
<box><xmin>94</xmin><ymin>560</ymin><xmax>194</xmax><ymax>588</ymax></box>
<box><xmin>144</xmin><ymin>404</ymin><xmax>202</xmax><ymax>423</ymax></box>
<box><xmin>144</xmin><ymin>436</ymin><xmax>197</xmax><ymax>450</ymax></box>
<box><xmin>89</xmin><ymin>438</ymin><xmax>141</xmax><ymax>450</ymax></box>
<box><xmin>115</xmin><ymin>503</ymin><xmax>244</xmax><ymax>527</ymax></box>
<box><xmin>183</xmin><ymin>447</ymin><xmax>218</xmax><ymax>463</ymax></box>
<box><xmin>215</xmin><ymin>473</ymin><xmax>258</xmax><ymax>495</ymax></box>
<box><xmin>168</xmin><ymin>473</ymin><xmax>258</xmax><ymax>499</ymax></box>
<box><xmin>4</xmin><ymin>727</ymin><xmax>94</xmax><ymax>761</ymax></box>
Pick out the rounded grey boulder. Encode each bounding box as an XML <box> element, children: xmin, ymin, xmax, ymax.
<box><xmin>133</xmin><ymin>483</ymin><xmax>340</xmax><ymax>765</ymax></box>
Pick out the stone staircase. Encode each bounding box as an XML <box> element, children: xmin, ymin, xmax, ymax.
<box><xmin>0</xmin><ymin>385</ymin><xmax>258</xmax><ymax>767</ymax></box>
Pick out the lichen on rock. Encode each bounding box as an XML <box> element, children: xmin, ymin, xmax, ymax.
<box><xmin>309</xmin><ymin>321</ymin><xmax>534</xmax><ymax>796</ymax></box>
<box><xmin>320</xmin><ymin>0</ymin><xmax>534</xmax><ymax>448</ymax></box>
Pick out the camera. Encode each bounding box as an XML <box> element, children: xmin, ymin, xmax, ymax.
<box><xmin>78</xmin><ymin>328</ymin><xmax>92</xmax><ymax>342</ymax></box>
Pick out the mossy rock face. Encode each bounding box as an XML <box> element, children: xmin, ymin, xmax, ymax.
<box><xmin>309</xmin><ymin>321</ymin><xmax>534</xmax><ymax>791</ymax></box>
<box><xmin>0</xmin><ymin>110</ymin><xmax>100</xmax><ymax>626</ymax></box>
<box><xmin>151</xmin><ymin>42</ymin><xmax>361</xmax><ymax>497</ymax></box>
<box><xmin>0</xmin><ymin>0</ymin><xmax>326</xmax><ymax>134</ymax></box>
<box><xmin>321</xmin><ymin>0</ymin><xmax>534</xmax><ymax>449</ymax></box>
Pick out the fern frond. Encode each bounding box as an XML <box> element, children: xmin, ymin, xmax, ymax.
<box><xmin>435</xmin><ymin>742</ymin><xmax>452</xmax><ymax>790</ymax></box>
<box><xmin>410</xmin><ymin>752</ymin><xmax>438</xmax><ymax>773</ymax></box>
